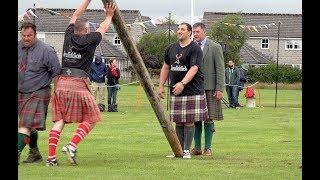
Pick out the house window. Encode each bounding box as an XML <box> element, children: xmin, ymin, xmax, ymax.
<box><xmin>292</xmin><ymin>64</ymin><xmax>302</xmax><ymax>69</ymax></box>
<box><xmin>114</xmin><ymin>36</ymin><xmax>121</xmax><ymax>45</ymax></box>
<box><xmin>261</xmin><ymin>38</ymin><xmax>269</xmax><ymax>49</ymax></box>
<box><xmin>37</xmin><ymin>33</ymin><xmax>45</xmax><ymax>42</ymax></box>
<box><xmin>285</xmin><ymin>40</ymin><xmax>302</xmax><ymax>50</ymax></box>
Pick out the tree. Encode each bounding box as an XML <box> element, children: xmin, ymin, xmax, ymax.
<box><xmin>164</xmin><ymin>16</ymin><xmax>178</xmax><ymax>25</ymax></box>
<box><xmin>207</xmin><ymin>13</ymin><xmax>248</xmax><ymax>64</ymax></box>
<box><xmin>138</xmin><ymin>32</ymin><xmax>178</xmax><ymax>69</ymax></box>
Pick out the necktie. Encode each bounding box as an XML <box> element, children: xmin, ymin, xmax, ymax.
<box><xmin>19</xmin><ymin>48</ymin><xmax>29</xmax><ymax>72</ymax></box>
<box><xmin>198</xmin><ymin>42</ymin><xmax>202</xmax><ymax>47</ymax></box>
<box><xmin>18</xmin><ymin>47</ymin><xmax>29</xmax><ymax>88</ymax></box>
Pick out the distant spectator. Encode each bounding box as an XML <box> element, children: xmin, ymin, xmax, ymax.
<box><xmin>106</xmin><ymin>58</ymin><xmax>120</xmax><ymax>112</ymax></box>
<box><xmin>225</xmin><ymin>60</ymin><xmax>240</xmax><ymax>108</ymax></box>
<box><xmin>90</xmin><ymin>55</ymin><xmax>107</xmax><ymax>112</ymax></box>
<box><xmin>236</xmin><ymin>63</ymin><xmax>249</xmax><ymax>107</ymax></box>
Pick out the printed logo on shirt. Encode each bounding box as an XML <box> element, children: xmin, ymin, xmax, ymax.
<box><xmin>175</xmin><ymin>53</ymin><xmax>183</xmax><ymax>65</ymax></box>
<box><xmin>171</xmin><ymin>65</ymin><xmax>187</xmax><ymax>71</ymax></box>
<box><xmin>63</xmin><ymin>45</ymin><xmax>82</xmax><ymax>60</ymax></box>
<box><xmin>63</xmin><ymin>51</ymin><xmax>82</xmax><ymax>59</ymax></box>
<box><xmin>171</xmin><ymin>53</ymin><xmax>187</xmax><ymax>71</ymax></box>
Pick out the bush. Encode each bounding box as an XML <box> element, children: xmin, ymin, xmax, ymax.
<box><xmin>247</xmin><ymin>64</ymin><xmax>302</xmax><ymax>83</ymax></box>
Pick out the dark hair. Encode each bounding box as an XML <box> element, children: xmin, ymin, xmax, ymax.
<box><xmin>109</xmin><ymin>58</ymin><xmax>116</xmax><ymax>65</ymax></box>
<box><xmin>180</xmin><ymin>22</ymin><xmax>192</xmax><ymax>32</ymax></box>
<box><xmin>193</xmin><ymin>22</ymin><xmax>206</xmax><ymax>31</ymax></box>
<box><xmin>20</xmin><ymin>22</ymin><xmax>36</xmax><ymax>33</ymax></box>
<box><xmin>74</xmin><ymin>17</ymin><xmax>89</xmax><ymax>34</ymax></box>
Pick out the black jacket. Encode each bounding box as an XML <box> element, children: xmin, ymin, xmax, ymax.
<box><xmin>106</xmin><ymin>66</ymin><xmax>120</xmax><ymax>86</ymax></box>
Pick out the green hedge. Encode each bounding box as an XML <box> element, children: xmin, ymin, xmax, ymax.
<box><xmin>247</xmin><ymin>64</ymin><xmax>302</xmax><ymax>83</ymax></box>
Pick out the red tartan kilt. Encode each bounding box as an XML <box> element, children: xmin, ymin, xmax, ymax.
<box><xmin>52</xmin><ymin>75</ymin><xmax>101</xmax><ymax>124</ymax></box>
<box><xmin>18</xmin><ymin>87</ymin><xmax>51</xmax><ymax>130</ymax></box>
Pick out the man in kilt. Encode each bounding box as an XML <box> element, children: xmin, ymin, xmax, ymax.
<box><xmin>18</xmin><ymin>22</ymin><xmax>61</xmax><ymax>164</ymax></box>
<box><xmin>45</xmin><ymin>0</ymin><xmax>116</xmax><ymax>166</ymax></box>
<box><xmin>191</xmin><ymin>22</ymin><xmax>225</xmax><ymax>156</ymax></box>
<box><xmin>159</xmin><ymin>23</ymin><xmax>207</xmax><ymax>159</ymax></box>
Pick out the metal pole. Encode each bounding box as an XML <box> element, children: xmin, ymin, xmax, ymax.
<box><xmin>101</xmin><ymin>0</ymin><xmax>183</xmax><ymax>157</ymax></box>
<box><xmin>33</xmin><ymin>3</ymin><xmax>36</xmax><ymax>25</ymax></box>
<box><xmin>167</xmin><ymin>13</ymin><xmax>171</xmax><ymax>111</ymax></box>
<box><xmin>275</xmin><ymin>21</ymin><xmax>281</xmax><ymax>108</ymax></box>
<box><xmin>191</xmin><ymin>0</ymin><xmax>194</xmax><ymax>25</ymax></box>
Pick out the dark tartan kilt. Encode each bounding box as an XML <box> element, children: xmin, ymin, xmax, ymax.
<box><xmin>18</xmin><ymin>86</ymin><xmax>51</xmax><ymax>131</ymax></box>
<box><xmin>205</xmin><ymin>90</ymin><xmax>224</xmax><ymax>121</ymax></box>
<box><xmin>170</xmin><ymin>94</ymin><xmax>208</xmax><ymax>124</ymax></box>
<box><xmin>52</xmin><ymin>75</ymin><xmax>101</xmax><ymax>124</ymax></box>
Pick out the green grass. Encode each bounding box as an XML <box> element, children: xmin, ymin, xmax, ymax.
<box><xmin>18</xmin><ymin>86</ymin><xmax>302</xmax><ymax>179</ymax></box>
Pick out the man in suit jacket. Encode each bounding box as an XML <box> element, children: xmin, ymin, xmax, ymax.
<box><xmin>191</xmin><ymin>22</ymin><xmax>225</xmax><ymax>156</ymax></box>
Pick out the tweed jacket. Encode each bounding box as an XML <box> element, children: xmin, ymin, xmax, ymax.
<box><xmin>200</xmin><ymin>38</ymin><xmax>225</xmax><ymax>91</ymax></box>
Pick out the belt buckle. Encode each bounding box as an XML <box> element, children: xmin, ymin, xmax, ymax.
<box><xmin>66</xmin><ymin>68</ymin><xmax>72</xmax><ymax>75</ymax></box>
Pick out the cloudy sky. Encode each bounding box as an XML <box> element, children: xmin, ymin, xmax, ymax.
<box><xmin>18</xmin><ymin>0</ymin><xmax>301</xmax><ymax>22</ymax></box>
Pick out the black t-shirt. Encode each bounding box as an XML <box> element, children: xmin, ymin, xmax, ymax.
<box><xmin>164</xmin><ymin>41</ymin><xmax>204</xmax><ymax>96</ymax></box>
<box><xmin>61</xmin><ymin>24</ymin><xmax>102</xmax><ymax>74</ymax></box>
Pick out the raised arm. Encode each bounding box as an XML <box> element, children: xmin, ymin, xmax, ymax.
<box><xmin>69</xmin><ymin>0</ymin><xmax>92</xmax><ymax>24</ymax></box>
<box><xmin>96</xmin><ymin>3</ymin><xmax>116</xmax><ymax>37</ymax></box>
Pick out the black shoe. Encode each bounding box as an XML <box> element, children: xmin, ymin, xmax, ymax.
<box><xmin>113</xmin><ymin>104</ymin><xmax>118</xmax><ymax>112</ymax></box>
<box><xmin>46</xmin><ymin>159</ymin><xmax>59</xmax><ymax>166</ymax></box>
<box><xmin>22</xmin><ymin>148</ymin><xmax>43</xmax><ymax>163</ymax></box>
<box><xmin>98</xmin><ymin>103</ymin><xmax>105</xmax><ymax>112</ymax></box>
<box><xmin>108</xmin><ymin>104</ymin><xmax>113</xmax><ymax>112</ymax></box>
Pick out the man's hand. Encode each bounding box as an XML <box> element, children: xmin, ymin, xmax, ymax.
<box><xmin>104</xmin><ymin>3</ymin><xmax>116</xmax><ymax>18</ymax></box>
<box><xmin>158</xmin><ymin>86</ymin><xmax>165</xmax><ymax>99</ymax></box>
<box><xmin>172</xmin><ymin>82</ymin><xmax>184</xmax><ymax>96</ymax></box>
<box><xmin>214</xmin><ymin>90</ymin><xmax>223</xmax><ymax>100</ymax></box>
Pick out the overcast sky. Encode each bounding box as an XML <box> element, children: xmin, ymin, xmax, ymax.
<box><xmin>18</xmin><ymin>0</ymin><xmax>301</xmax><ymax>22</ymax></box>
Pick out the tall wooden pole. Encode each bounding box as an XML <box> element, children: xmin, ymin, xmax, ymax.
<box><xmin>101</xmin><ymin>0</ymin><xmax>183</xmax><ymax>157</ymax></box>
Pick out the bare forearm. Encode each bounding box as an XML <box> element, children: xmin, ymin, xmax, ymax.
<box><xmin>181</xmin><ymin>65</ymin><xmax>198</xmax><ymax>85</ymax></box>
<box><xmin>96</xmin><ymin>3</ymin><xmax>116</xmax><ymax>36</ymax></box>
<box><xmin>96</xmin><ymin>17</ymin><xmax>113</xmax><ymax>36</ymax></box>
<box><xmin>69</xmin><ymin>0</ymin><xmax>91</xmax><ymax>24</ymax></box>
<box><xmin>159</xmin><ymin>65</ymin><xmax>170</xmax><ymax>88</ymax></box>
<box><xmin>73</xmin><ymin>0</ymin><xmax>91</xmax><ymax>18</ymax></box>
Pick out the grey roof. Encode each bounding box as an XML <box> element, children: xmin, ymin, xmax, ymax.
<box><xmin>95</xmin><ymin>39</ymin><xmax>127</xmax><ymax>60</ymax></box>
<box><xmin>202</xmin><ymin>12</ymin><xmax>302</xmax><ymax>38</ymax></box>
<box><xmin>240</xmin><ymin>43</ymin><xmax>273</xmax><ymax>64</ymax></box>
<box><xmin>144</xmin><ymin>23</ymin><xmax>179</xmax><ymax>34</ymax></box>
<box><xmin>19</xmin><ymin>8</ymin><xmax>141</xmax><ymax>32</ymax></box>
<box><xmin>141</xmin><ymin>16</ymin><xmax>151</xmax><ymax>22</ymax></box>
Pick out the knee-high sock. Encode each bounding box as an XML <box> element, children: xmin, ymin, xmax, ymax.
<box><xmin>184</xmin><ymin>125</ymin><xmax>195</xmax><ymax>151</ymax></box>
<box><xmin>204</xmin><ymin>122</ymin><xmax>215</xmax><ymax>149</ymax></box>
<box><xmin>175</xmin><ymin>124</ymin><xmax>184</xmax><ymax>150</ymax></box>
<box><xmin>48</xmin><ymin>130</ymin><xmax>61</xmax><ymax>160</ymax></box>
<box><xmin>18</xmin><ymin>133</ymin><xmax>30</xmax><ymax>152</ymax></box>
<box><xmin>69</xmin><ymin>122</ymin><xmax>92</xmax><ymax>151</ymax></box>
<box><xmin>194</xmin><ymin>121</ymin><xmax>202</xmax><ymax>150</ymax></box>
<box><xmin>29</xmin><ymin>130</ymin><xmax>38</xmax><ymax>149</ymax></box>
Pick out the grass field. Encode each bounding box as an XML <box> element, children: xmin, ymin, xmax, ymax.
<box><xmin>18</xmin><ymin>85</ymin><xmax>302</xmax><ymax>179</ymax></box>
